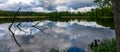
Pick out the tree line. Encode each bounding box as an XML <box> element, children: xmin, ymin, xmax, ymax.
<box><xmin>0</xmin><ymin>7</ymin><xmax>113</xmax><ymax>18</ymax></box>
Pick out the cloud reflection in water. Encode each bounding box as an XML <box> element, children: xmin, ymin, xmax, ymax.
<box><xmin>0</xmin><ymin>20</ymin><xmax>115</xmax><ymax>52</ymax></box>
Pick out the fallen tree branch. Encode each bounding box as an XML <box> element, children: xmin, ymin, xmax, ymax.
<box><xmin>8</xmin><ymin>7</ymin><xmax>21</xmax><ymax>47</ymax></box>
<box><xmin>32</xmin><ymin>26</ymin><xmax>49</xmax><ymax>35</ymax></box>
<box><xmin>16</xmin><ymin>22</ymin><xmax>28</xmax><ymax>33</ymax></box>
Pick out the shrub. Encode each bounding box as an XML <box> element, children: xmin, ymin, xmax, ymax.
<box><xmin>90</xmin><ymin>39</ymin><xmax>116</xmax><ymax>52</ymax></box>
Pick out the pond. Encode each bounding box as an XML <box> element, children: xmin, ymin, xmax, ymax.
<box><xmin>0</xmin><ymin>17</ymin><xmax>114</xmax><ymax>29</ymax></box>
<box><xmin>0</xmin><ymin>20</ymin><xmax>115</xmax><ymax>52</ymax></box>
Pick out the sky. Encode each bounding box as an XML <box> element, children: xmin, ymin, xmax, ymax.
<box><xmin>0</xmin><ymin>0</ymin><xmax>96</xmax><ymax>12</ymax></box>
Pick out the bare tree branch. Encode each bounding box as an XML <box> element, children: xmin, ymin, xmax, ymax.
<box><xmin>16</xmin><ymin>22</ymin><xmax>28</xmax><ymax>33</ymax></box>
<box><xmin>32</xmin><ymin>21</ymin><xmax>40</xmax><ymax>27</ymax></box>
<box><xmin>31</xmin><ymin>21</ymin><xmax>49</xmax><ymax>35</ymax></box>
<box><xmin>8</xmin><ymin>7</ymin><xmax>21</xmax><ymax>47</ymax></box>
<box><xmin>32</xmin><ymin>26</ymin><xmax>49</xmax><ymax>35</ymax></box>
<box><xmin>8</xmin><ymin>7</ymin><xmax>49</xmax><ymax>48</ymax></box>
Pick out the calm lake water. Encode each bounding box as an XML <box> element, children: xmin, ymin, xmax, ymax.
<box><xmin>0</xmin><ymin>20</ymin><xmax>115</xmax><ymax>52</ymax></box>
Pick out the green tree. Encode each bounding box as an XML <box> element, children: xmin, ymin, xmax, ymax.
<box><xmin>92</xmin><ymin>0</ymin><xmax>113</xmax><ymax>17</ymax></box>
<box><xmin>94</xmin><ymin>0</ymin><xmax>112</xmax><ymax>8</ymax></box>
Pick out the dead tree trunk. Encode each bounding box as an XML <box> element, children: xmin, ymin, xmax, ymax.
<box><xmin>111</xmin><ymin>0</ymin><xmax>120</xmax><ymax>52</ymax></box>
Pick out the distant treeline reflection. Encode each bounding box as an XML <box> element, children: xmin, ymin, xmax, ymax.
<box><xmin>0</xmin><ymin>17</ymin><xmax>114</xmax><ymax>29</ymax></box>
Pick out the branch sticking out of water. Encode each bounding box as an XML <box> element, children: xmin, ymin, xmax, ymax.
<box><xmin>8</xmin><ymin>7</ymin><xmax>49</xmax><ymax>48</ymax></box>
<box><xmin>8</xmin><ymin>7</ymin><xmax>21</xmax><ymax>47</ymax></box>
<box><xmin>16</xmin><ymin>22</ymin><xmax>28</xmax><ymax>33</ymax></box>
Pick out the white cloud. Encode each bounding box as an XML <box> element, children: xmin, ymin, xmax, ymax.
<box><xmin>0</xmin><ymin>2</ymin><xmax>17</xmax><ymax>10</ymax></box>
<box><xmin>75</xmin><ymin>6</ymin><xmax>96</xmax><ymax>12</ymax></box>
<box><xmin>53</xmin><ymin>0</ymin><xmax>70</xmax><ymax>5</ymax></box>
<box><xmin>8</xmin><ymin>0</ymin><xmax>34</xmax><ymax>5</ymax></box>
<box><xmin>0</xmin><ymin>0</ymin><xmax>96</xmax><ymax>12</ymax></box>
<box><xmin>55</xmin><ymin>6</ymin><xmax>96</xmax><ymax>12</ymax></box>
<box><xmin>32</xmin><ymin>7</ymin><xmax>46</xmax><ymax>12</ymax></box>
<box><xmin>56</xmin><ymin>6</ymin><xmax>69</xmax><ymax>12</ymax></box>
<box><xmin>0</xmin><ymin>0</ymin><xmax>8</xmax><ymax>3</ymax></box>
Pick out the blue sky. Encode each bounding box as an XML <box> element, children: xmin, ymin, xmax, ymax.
<box><xmin>0</xmin><ymin>0</ymin><xmax>96</xmax><ymax>12</ymax></box>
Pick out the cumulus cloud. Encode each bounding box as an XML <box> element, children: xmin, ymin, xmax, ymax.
<box><xmin>0</xmin><ymin>0</ymin><xmax>96</xmax><ymax>12</ymax></box>
<box><xmin>75</xmin><ymin>6</ymin><xmax>96</xmax><ymax>12</ymax></box>
<box><xmin>31</xmin><ymin>7</ymin><xmax>51</xmax><ymax>12</ymax></box>
<box><xmin>56</xmin><ymin>6</ymin><xmax>69</xmax><ymax>12</ymax></box>
<box><xmin>32</xmin><ymin>7</ymin><xmax>45</xmax><ymax>12</ymax></box>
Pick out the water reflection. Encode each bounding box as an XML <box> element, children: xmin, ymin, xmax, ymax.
<box><xmin>0</xmin><ymin>20</ymin><xmax>115</xmax><ymax>52</ymax></box>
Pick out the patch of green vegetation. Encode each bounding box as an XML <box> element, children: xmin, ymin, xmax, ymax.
<box><xmin>49</xmin><ymin>48</ymin><xmax>59</xmax><ymax>52</ymax></box>
<box><xmin>18</xmin><ymin>49</ymin><xmax>25</xmax><ymax>52</ymax></box>
<box><xmin>18</xmin><ymin>49</ymin><xmax>31</xmax><ymax>52</ymax></box>
<box><xmin>90</xmin><ymin>39</ymin><xmax>117</xmax><ymax>52</ymax></box>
